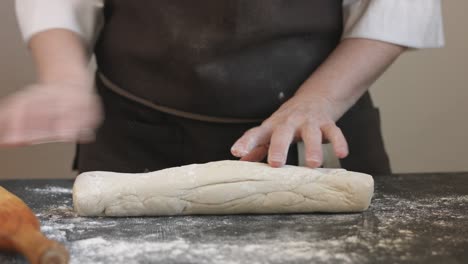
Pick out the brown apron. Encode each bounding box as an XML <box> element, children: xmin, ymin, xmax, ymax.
<box><xmin>74</xmin><ymin>0</ymin><xmax>391</xmax><ymax>175</ymax></box>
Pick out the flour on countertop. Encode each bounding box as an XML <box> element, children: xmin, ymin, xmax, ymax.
<box><xmin>67</xmin><ymin>237</ymin><xmax>359</xmax><ymax>264</ymax></box>
<box><xmin>26</xmin><ymin>186</ymin><xmax>72</xmax><ymax>194</ymax></box>
<box><xmin>2</xmin><ymin>180</ymin><xmax>467</xmax><ymax>264</ymax></box>
<box><xmin>36</xmin><ymin>204</ymin><xmax>364</xmax><ymax>264</ymax></box>
<box><xmin>29</xmin><ymin>192</ymin><xmax>467</xmax><ymax>264</ymax></box>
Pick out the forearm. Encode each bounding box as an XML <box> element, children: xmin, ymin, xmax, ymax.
<box><xmin>0</xmin><ymin>29</ymin><xmax>102</xmax><ymax>146</ymax></box>
<box><xmin>295</xmin><ymin>38</ymin><xmax>406</xmax><ymax>120</ymax></box>
<box><xmin>29</xmin><ymin>29</ymin><xmax>91</xmax><ymax>88</ymax></box>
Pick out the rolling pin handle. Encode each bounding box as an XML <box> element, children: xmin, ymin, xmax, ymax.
<box><xmin>12</xmin><ymin>227</ymin><xmax>69</xmax><ymax>264</ymax></box>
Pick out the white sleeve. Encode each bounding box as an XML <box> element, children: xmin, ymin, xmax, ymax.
<box><xmin>15</xmin><ymin>0</ymin><xmax>103</xmax><ymax>48</ymax></box>
<box><xmin>342</xmin><ymin>0</ymin><xmax>445</xmax><ymax>48</ymax></box>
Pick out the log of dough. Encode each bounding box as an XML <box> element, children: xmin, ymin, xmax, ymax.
<box><xmin>73</xmin><ymin>160</ymin><xmax>374</xmax><ymax>216</ymax></box>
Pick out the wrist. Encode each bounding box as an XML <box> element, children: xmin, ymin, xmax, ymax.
<box><xmin>293</xmin><ymin>82</ymin><xmax>356</xmax><ymax>121</ymax></box>
<box><xmin>29</xmin><ymin>29</ymin><xmax>93</xmax><ymax>91</ymax></box>
<box><xmin>38</xmin><ymin>65</ymin><xmax>93</xmax><ymax>89</ymax></box>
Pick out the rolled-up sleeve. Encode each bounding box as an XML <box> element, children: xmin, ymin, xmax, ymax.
<box><xmin>343</xmin><ymin>0</ymin><xmax>445</xmax><ymax>48</ymax></box>
<box><xmin>15</xmin><ymin>0</ymin><xmax>103</xmax><ymax>47</ymax></box>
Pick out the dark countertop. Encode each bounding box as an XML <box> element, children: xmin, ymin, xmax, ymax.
<box><xmin>0</xmin><ymin>172</ymin><xmax>467</xmax><ymax>264</ymax></box>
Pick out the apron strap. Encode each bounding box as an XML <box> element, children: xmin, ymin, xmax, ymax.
<box><xmin>98</xmin><ymin>72</ymin><xmax>263</xmax><ymax>124</ymax></box>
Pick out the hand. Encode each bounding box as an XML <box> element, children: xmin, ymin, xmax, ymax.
<box><xmin>231</xmin><ymin>95</ymin><xmax>348</xmax><ymax>168</ymax></box>
<box><xmin>0</xmin><ymin>82</ymin><xmax>103</xmax><ymax>146</ymax></box>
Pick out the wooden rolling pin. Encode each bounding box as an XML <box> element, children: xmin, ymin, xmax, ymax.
<box><xmin>0</xmin><ymin>186</ymin><xmax>69</xmax><ymax>264</ymax></box>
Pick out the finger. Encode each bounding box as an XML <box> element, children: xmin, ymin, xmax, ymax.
<box><xmin>240</xmin><ymin>144</ymin><xmax>268</xmax><ymax>162</ymax></box>
<box><xmin>0</xmin><ymin>95</ymin><xmax>51</xmax><ymax>145</ymax></box>
<box><xmin>27</xmin><ymin>129</ymin><xmax>72</xmax><ymax>145</ymax></box>
<box><xmin>14</xmin><ymin>102</ymin><xmax>62</xmax><ymax>144</ymax></box>
<box><xmin>0</xmin><ymin>113</ymin><xmax>31</xmax><ymax>147</ymax></box>
<box><xmin>29</xmin><ymin>128</ymin><xmax>80</xmax><ymax>144</ymax></box>
<box><xmin>77</xmin><ymin>129</ymin><xmax>96</xmax><ymax>143</ymax></box>
<box><xmin>0</xmin><ymin>106</ymin><xmax>10</xmax><ymax>144</ymax></box>
<box><xmin>52</xmin><ymin>102</ymin><xmax>96</xmax><ymax>143</ymax></box>
<box><xmin>30</xmin><ymin>137</ymin><xmax>70</xmax><ymax>145</ymax></box>
<box><xmin>54</xmin><ymin>119</ymin><xmax>84</xmax><ymax>142</ymax></box>
<box><xmin>301</xmin><ymin>126</ymin><xmax>323</xmax><ymax>168</ymax></box>
<box><xmin>268</xmin><ymin>126</ymin><xmax>295</xmax><ymax>168</ymax></box>
<box><xmin>321</xmin><ymin>123</ymin><xmax>348</xmax><ymax>159</ymax></box>
<box><xmin>231</xmin><ymin>126</ymin><xmax>271</xmax><ymax>157</ymax></box>
<box><xmin>24</xmin><ymin>117</ymin><xmax>70</xmax><ymax>144</ymax></box>
<box><xmin>76</xmin><ymin>105</ymin><xmax>102</xmax><ymax>143</ymax></box>
<box><xmin>18</xmin><ymin>116</ymin><xmax>73</xmax><ymax>145</ymax></box>
<box><xmin>1</xmin><ymin>105</ymin><xmax>30</xmax><ymax>145</ymax></box>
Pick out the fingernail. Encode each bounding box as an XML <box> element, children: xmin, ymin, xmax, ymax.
<box><xmin>306</xmin><ymin>156</ymin><xmax>322</xmax><ymax>166</ymax></box>
<box><xmin>269</xmin><ymin>160</ymin><xmax>285</xmax><ymax>168</ymax></box>
<box><xmin>269</xmin><ymin>154</ymin><xmax>284</xmax><ymax>162</ymax></box>
<box><xmin>306</xmin><ymin>158</ymin><xmax>321</xmax><ymax>163</ymax></box>
<box><xmin>231</xmin><ymin>146</ymin><xmax>248</xmax><ymax>156</ymax></box>
<box><xmin>336</xmin><ymin>147</ymin><xmax>348</xmax><ymax>157</ymax></box>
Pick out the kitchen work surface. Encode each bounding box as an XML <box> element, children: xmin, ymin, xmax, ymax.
<box><xmin>0</xmin><ymin>173</ymin><xmax>467</xmax><ymax>264</ymax></box>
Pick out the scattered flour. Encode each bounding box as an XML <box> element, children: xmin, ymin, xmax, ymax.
<box><xmin>26</xmin><ymin>186</ymin><xmax>73</xmax><ymax>194</ymax></box>
<box><xmin>28</xmin><ymin>192</ymin><xmax>466</xmax><ymax>263</ymax></box>
<box><xmin>1</xmin><ymin>183</ymin><xmax>466</xmax><ymax>264</ymax></box>
<box><xmin>66</xmin><ymin>237</ymin><xmax>358</xmax><ymax>264</ymax></box>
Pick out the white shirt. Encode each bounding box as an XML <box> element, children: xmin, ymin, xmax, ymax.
<box><xmin>15</xmin><ymin>0</ymin><xmax>445</xmax><ymax>50</ymax></box>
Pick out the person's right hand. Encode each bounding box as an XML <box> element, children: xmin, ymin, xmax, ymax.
<box><xmin>0</xmin><ymin>82</ymin><xmax>103</xmax><ymax>146</ymax></box>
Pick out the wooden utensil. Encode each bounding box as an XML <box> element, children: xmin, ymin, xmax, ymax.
<box><xmin>0</xmin><ymin>186</ymin><xmax>69</xmax><ymax>264</ymax></box>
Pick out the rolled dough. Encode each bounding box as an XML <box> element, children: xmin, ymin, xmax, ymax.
<box><xmin>73</xmin><ymin>160</ymin><xmax>374</xmax><ymax>216</ymax></box>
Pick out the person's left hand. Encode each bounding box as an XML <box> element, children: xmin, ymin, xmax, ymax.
<box><xmin>231</xmin><ymin>94</ymin><xmax>349</xmax><ymax>168</ymax></box>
